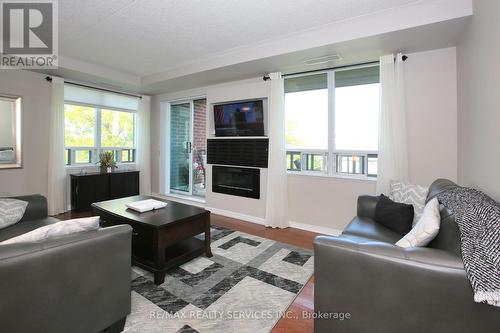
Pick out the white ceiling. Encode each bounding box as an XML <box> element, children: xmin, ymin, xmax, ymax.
<box><xmin>60</xmin><ymin>0</ymin><xmax>419</xmax><ymax>76</ymax></box>
<box><xmin>40</xmin><ymin>0</ymin><xmax>473</xmax><ymax>94</ymax></box>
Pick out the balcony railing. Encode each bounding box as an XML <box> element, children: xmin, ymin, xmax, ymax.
<box><xmin>286</xmin><ymin>150</ymin><xmax>377</xmax><ymax>178</ymax></box>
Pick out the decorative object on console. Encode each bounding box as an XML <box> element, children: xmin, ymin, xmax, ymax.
<box><xmin>374</xmin><ymin>194</ymin><xmax>414</xmax><ymax>236</ymax></box>
<box><xmin>98</xmin><ymin>151</ymin><xmax>117</xmax><ymax>173</ymax></box>
<box><xmin>1</xmin><ymin>216</ymin><xmax>100</xmax><ymax>245</ymax></box>
<box><xmin>396</xmin><ymin>198</ymin><xmax>441</xmax><ymax>248</ymax></box>
<box><xmin>389</xmin><ymin>180</ymin><xmax>429</xmax><ymax>225</ymax></box>
<box><xmin>0</xmin><ymin>198</ymin><xmax>28</xmax><ymax>230</ymax></box>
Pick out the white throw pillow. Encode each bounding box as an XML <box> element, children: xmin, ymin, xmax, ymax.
<box><xmin>0</xmin><ymin>199</ymin><xmax>28</xmax><ymax>230</ymax></box>
<box><xmin>1</xmin><ymin>216</ymin><xmax>100</xmax><ymax>245</ymax></box>
<box><xmin>389</xmin><ymin>180</ymin><xmax>429</xmax><ymax>225</ymax></box>
<box><xmin>396</xmin><ymin>198</ymin><xmax>441</xmax><ymax>248</ymax></box>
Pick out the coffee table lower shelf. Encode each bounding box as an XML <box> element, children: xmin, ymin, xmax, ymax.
<box><xmin>134</xmin><ymin>237</ymin><xmax>207</xmax><ymax>284</ymax></box>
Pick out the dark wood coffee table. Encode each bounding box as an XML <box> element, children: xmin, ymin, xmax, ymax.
<box><xmin>92</xmin><ymin>195</ymin><xmax>212</xmax><ymax>285</ymax></box>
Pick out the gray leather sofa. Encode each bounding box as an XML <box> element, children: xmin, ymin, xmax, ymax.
<box><xmin>314</xmin><ymin>179</ymin><xmax>500</xmax><ymax>333</ymax></box>
<box><xmin>0</xmin><ymin>195</ymin><xmax>132</xmax><ymax>333</ymax></box>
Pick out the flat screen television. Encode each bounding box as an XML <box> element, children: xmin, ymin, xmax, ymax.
<box><xmin>213</xmin><ymin>100</ymin><xmax>265</xmax><ymax>137</ymax></box>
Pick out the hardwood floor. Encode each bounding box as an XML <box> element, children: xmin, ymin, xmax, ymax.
<box><xmin>55</xmin><ymin>210</ymin><xmax>319</xmax><ymax>333</ymax></box>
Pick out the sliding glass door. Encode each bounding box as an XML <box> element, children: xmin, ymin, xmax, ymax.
<box><xmin>169</xmin><ymin>99</ymin><xmax>206</xmax><ymax>197</ymax></box>
<box><xmin>170</xmin><ymin>102</ymin><xmax>191</xmax><ymax>193</ymax></box>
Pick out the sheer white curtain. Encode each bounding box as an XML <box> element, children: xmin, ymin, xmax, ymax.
<box><xmin>265</xmin><ymin>72</ymin><xmax>289</xmax><ymax>228</ymax></box>
<box><xmin>136</xmin><ymin>95</ymin><xmax>151</xmax><ymax>195</ymax></box>
<box><xmin>47</xmin><ymin>77</ymin><xmax>66</xmax><ymax>215</ymax></box>
<box><xmin>376</xmin><ymin>53</ymin><xmax>408</xmax><ymax>194</ymax></box>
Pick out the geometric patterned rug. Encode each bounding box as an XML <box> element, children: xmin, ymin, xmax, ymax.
<box><xmin>124</xmin><ymin>226</ymin><xmax>314</xmax><ymax>333</ymax></box>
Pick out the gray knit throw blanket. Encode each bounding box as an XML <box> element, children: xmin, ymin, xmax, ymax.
<box><xmin>437</xmin><ymin>187</ymin><xmax>500</xmax><ymax>307</ymax></box>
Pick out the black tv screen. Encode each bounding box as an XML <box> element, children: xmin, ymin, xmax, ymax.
<box><xmin>214</xmin><ymin>100</ymin><xmax>264</xmax><ymax>136</ymax></box>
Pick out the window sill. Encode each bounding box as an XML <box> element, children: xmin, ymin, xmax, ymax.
<box><xmin>287</xmin><ymin>171</ymin><xmax>377</xmax><ymax>183</ymax></box>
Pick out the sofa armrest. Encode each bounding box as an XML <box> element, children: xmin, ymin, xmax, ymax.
<box><xmin>0</xmin><ymin>225</ymin><xmax>132</xmax><ymax>333</ymax></box>
<box><xmin>9</xmin><ymin>194</ymin><xmax>48</xmax><ymax>222</ymax></box>
<box><xmin>356</xmin><ymin>195</ymin><xmax>379</xmax><ymax>219</ymax></box>
<box><xmin>313</xmin><ymin>236</ymin><xmax>500</xmax><ymax>333</ymax></box>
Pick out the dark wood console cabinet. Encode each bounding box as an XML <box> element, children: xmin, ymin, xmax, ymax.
<box><xmin>70</xmin><ymin>170</ymin><xmax>139</xmax><ymax>211</ymax></box>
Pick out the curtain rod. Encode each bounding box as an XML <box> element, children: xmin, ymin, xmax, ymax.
<box><xmin>263</xmin><ymin>55</ymin><xmax>408</xmax><ymax>81</ymax></box>
<box><xmin>45</xmin><ymin>76</ymin><xmax>142</xmax><ymax>99</ymax></box>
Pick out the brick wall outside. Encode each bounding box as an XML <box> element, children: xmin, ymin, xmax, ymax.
<box><xmin>193</xmin><ymin>99</ymin><xmax>207</xmax><ymax>187</ymax></box>
<box><xmin>193</xmin><ymin>99</ymin><xmax>207</xmax><ymax>155</ymax></box>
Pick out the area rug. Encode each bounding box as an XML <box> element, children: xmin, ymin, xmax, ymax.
<box><xmin>124</xmin><ymin>226</ymin><xmax>314</xmax><ymax>333</ymax></box>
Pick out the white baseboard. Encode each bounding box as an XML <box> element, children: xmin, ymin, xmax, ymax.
<box><xmin>153</xmin><ymin>195</ymin><xmax>343</xmax><ymax>236</ymax></box>
<box><xmin>289</xmin><ymin>221</ymin><xmax>342</xmax><ymax>236</ymax></box>
<box><xmin>205</xmin><ymin>206</ymin><xmax>342</xmax><ymax>236</ymax></box>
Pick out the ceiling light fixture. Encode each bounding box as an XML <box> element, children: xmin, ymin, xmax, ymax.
<box><xmin>304</xmin><ymin>54</ymin><xmax>343</xmax><ymax>66</ymax></box>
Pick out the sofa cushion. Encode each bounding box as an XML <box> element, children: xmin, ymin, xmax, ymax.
<box><xmin>0</xmin><ymin>217</ymin><xmax>58</xmax><ymax>242</ymax></box>
<box><xmin>374</xmin><ymin>194</ymin><xmax>414</xmax><ymax>236</ymax></box>
<box><xmin>342</xmin><ymin>216</ymin><xmax>402</xmax><ymax>244</ymax></box>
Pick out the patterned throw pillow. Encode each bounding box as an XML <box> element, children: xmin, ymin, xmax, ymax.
<box><xmin>0</xmin><ymin>199</ymin><xmax>28</xmax><ymax>230</ymax></box>
<box><xmin>389</xmin><ymin>180</ymin><xmax>429</xmax><ymax>226</ymax></box>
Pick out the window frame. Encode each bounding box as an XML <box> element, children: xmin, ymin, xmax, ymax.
<box><xmin>285</xmin><ymin>65</ymin><xmax>379</xmax><ymax>180</ymax></box>
<box><xmin>64</xmin><ymin>101</ymin><xmax>137</xmax><ymax>167</ymax></box>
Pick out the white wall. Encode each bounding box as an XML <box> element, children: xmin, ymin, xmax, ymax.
<box><xmin>457</xmin><ymin>0</ymin><xmax>500</xmax><ymax>201</ymax></box>
<box><xmin>0</xmin><ymin>70</ymin><xmax>52</xmax><ymax>196</ymax></box>
<box><xmin>150</xmin><ymin>47</ymin><xmax>458</xmax><ymax>233</ymax></box>
<box><xmin>406</xmin><ymin>47</ymin><xmax>458</xmax><ymax>184</ymax></box>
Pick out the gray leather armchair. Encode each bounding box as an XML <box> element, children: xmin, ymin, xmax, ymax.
<box><xmin>314</xmin><ymin>179</ymin><xmax>500</xmax><ymax>333</ymax></box>
<box><xmin>0</xmin><ymin>195</ymin><xmax>132</xmax><ymax>333</ymax></box>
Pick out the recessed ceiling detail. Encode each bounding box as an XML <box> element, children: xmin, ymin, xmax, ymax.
<box><xmin>60</xmin><ymin>0</ymin><xmax>419</xmax><ymax>76</ymax></box>
<box><xmin>37</xmin><ymin>0</ymin><xmax>473</xmax><ymax>94</ymax></box>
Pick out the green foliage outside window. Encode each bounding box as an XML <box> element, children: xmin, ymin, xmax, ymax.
<box><xmin>64</xmin><ymin>104</ymin><xmax>136</xmax><ymax>165</ymax></box>
<box><xmin>101</xmin><ymin>109</ymin><xmax>134</xmax><ymax>148</ymax></box>
<box><xmin>64</xmin><ymin>105</ymin><xmax>95</xmax><ymax>147</ymax></box>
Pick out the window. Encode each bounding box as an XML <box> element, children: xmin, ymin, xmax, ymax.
<box><xmin>64</xmin><ymin>86</ymin><xmax>138</xmax><ymax>166</ymax></box>
<box><xmin>285</xmin><ymin>66</ymin><xmax>380</xmax><ymax>178</ymax></box>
